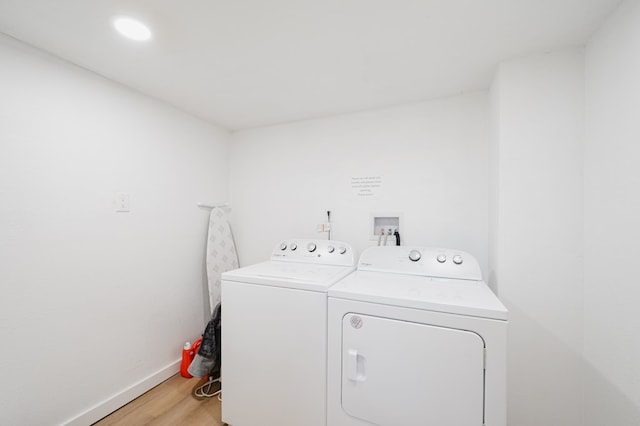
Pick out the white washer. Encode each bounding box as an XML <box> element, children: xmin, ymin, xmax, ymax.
<box><xmin>221</xmin><ymin>239</ymin><xmax>356</xmax><ymax>426</ymax></box>
<box><xmin>327</xmin><ymin>246</ymin><xmax>508</xmax><ymax>426</ymax></box>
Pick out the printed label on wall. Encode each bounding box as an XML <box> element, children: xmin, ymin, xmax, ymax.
<box><xmin>351</xmin><ymin>175</ymin><xmax>382</xmax><ymax>197</ymax></box>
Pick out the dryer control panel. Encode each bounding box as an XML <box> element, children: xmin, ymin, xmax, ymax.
<box><xmin>271</xmin><ymin>239</ymin><xmax>355</xmax><ymax>267</ymax></box>
<box><xmin>358</xmin><ymin>246</ymin><xmax>482</xmax><ymax>281</ymax></box>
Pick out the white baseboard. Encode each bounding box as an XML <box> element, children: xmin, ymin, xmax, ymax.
<box><xmin>63</xmin><ymin>359</ymin><xmax>180</xmax><ymax>426</ymax></box>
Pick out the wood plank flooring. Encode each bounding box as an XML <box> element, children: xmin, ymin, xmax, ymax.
<box><xmin>93</xmin><ymin>375</ymin><xmax>224</xmax><ymax>426</ymax></box>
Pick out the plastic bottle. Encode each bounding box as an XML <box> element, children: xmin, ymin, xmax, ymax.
<box><xmin>180</xmin><ymin>341</ymin><xmax>194</xmax><ymax>378</ymax></box>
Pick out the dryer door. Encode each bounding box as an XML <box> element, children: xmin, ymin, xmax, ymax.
<box><xmin>341</xmin><ymin>313</ymin><xmax>485</xmax><ymax>426</ymax></box>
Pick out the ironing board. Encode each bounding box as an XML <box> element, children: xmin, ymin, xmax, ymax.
<box><xmin>206</xmin><ymin>207</ymin><xmax>239</xmax><ymax>314</ymax></box>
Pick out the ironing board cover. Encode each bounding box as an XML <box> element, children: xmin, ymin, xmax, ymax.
<box><xmin>206</xmin><ymin>207</ymin><xmax>239</xmax><ymax>313</ymax></box>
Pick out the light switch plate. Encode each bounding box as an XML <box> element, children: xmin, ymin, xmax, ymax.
<box><xmin>116</xmin><ymin>192</ymin><xmax>130</xmax><ymax>212</ymax></box>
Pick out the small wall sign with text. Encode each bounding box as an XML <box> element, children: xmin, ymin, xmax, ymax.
<box><xmin>351</xmin><ymin>176</ymin><xmax>382</xmax><ymax>197</ymax></box>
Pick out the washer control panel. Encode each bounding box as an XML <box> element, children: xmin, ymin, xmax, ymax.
<box><xmin>358</xmin><ymin>246</ymin><xmax>482</xmax><ymax>281</ymax></box>
<box><xmin>272</xmin><ymin>239</ymin><xmax>355</xmax><ymax>266</ymax></box>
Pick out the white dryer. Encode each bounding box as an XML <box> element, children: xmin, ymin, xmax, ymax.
<box><xmin>327</xmin><ymin>246</ymin><xmax>507</xmax><ymax>426</ymax></box>
<box><xmin>221</xmin><ymin>239</ymin><xmax>356</xmax><ymax>426</ymax></box>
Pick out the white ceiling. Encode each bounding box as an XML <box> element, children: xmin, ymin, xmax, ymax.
<box><xmin>0</xmin><ymin>0</ymin><xmax>621</xmax><ymax>130</ymax></box>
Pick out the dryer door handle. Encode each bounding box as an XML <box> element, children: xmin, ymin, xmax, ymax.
<box><xmin>346</xmin><ymin>349</ymin><xmax>366</xmax><ymax>382</ymax></box>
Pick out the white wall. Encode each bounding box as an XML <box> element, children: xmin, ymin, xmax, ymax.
<box><xmin>230</xmin><ymin>93</ymin><xmax>490</xmax><ymax>276</ymax></box>
<box><xmin>0</xmin><ymin>35</ymin><xmax>230</xmax><ymax>425</ymax></box>
<box><xmin>584</xmin><ymin>1</ymin><xmax>640</xmax><ymax>424</ymax></box>
<box><xmin>490</xmin><ymin>50</ymin><xmax>585</xmax><ymax>426</ymax></box>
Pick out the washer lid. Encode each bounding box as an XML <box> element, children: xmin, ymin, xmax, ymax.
<box><xmin>222</xmin><ymin>261</ymin><xmax>356</xmax><ymax>292</ymax></box>
<box><xmin>329</xmin><ymin>271</ymin><xmax>508</xmax><ymax>321</ymax></box>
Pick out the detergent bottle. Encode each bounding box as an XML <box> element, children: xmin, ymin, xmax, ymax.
<box><xmin>180</xmin><ymin>341</ymin><xmax>194</xmax><ymax>378</ymax></box>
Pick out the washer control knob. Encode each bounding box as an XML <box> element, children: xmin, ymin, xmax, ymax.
<box><xmin>307</xmin><ymin>242</ymin><xmax>317</xmax><ymax>252</ymax></box>
<box><xmin>437</xmin><ymin>254</ymin><xmax>447</xmax><ymax>263</ymax></box>
<box><xmin>290</xmin><ymin>243</ymin><xmax>297</xmax><ymax>251</ymax></box>
<box><xmin>453</xmin><ymin>255</ymin><xmax>463</xmax><ymax>265</ymax></box>
<box><xmin>280</xmin><ymin>242</ymin><xmax>287</xmax><ymax>251</ymax></box>
<box><xmin>409</xmin><ymin>250</ymin><xmax>422</xmax><ymax>262</ymax></box>
<box><xmin>338</xmin><ymin>246</ymin><xmax>347</xmax><ymax>254</ymax></box>
<box><xmin>327</xmin><ymin>245</ymin><xmax>335</xmax><ymax>253</ymax></box>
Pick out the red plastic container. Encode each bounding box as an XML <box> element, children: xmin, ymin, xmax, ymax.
<box><xmin>180</xmin><ymin>342</ymin><xmax>195</xmax><ymax>378</ymax></box>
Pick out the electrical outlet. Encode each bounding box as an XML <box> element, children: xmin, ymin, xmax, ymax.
<box><xmin>317</xmin><ymin>223</ymin><xmax>331</xmax><ymax>232</ymax></box>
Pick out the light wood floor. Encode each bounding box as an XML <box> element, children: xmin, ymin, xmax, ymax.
<box><xmin>93</xmin><ymin>375</ymin><xmax>224</xmax><ymax>426</ymax></box>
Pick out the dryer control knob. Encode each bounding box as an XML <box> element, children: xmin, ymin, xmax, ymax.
<box><xmin>409</xmin><ymin>250</ymin><xmax>422</xmax><ymax>262</ymax></box>
<box><xmin>290</xmin><ymin>243</ymin><xmax>297</xmax><ymax>251</ymax></box>
<box><xmin>327</xmin><ymin>245</ymin><xmax>335</xmax><ymax>253</ymax></box>
<box><xmin>280</xmin><ymin>242</ymin><xmax>287</xmax><ymax>251</ymax></box>
<box><xmin>437</xmin><ymin>254</ymin><xmax>447</xmax><ymax>263</ymax></box>
<box><xmin>307</xmin><ymin>242</ymin><xmax>317</xmax><ymax>252</ymax></box>
<box><xmin>338</xmin><ymin>246</ymin><xmax>347</xmax><ymax>254</ymax></box>
<box><xmin>453</xmin><ymin>255</ymin><xmax>463</xmax><ymax>265</ymax></box>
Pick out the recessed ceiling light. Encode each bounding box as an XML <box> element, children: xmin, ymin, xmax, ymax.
<box><xmin>113</xmin><ymin>17</ymin><xmax>152</xmax><ymax>41</ymax></box>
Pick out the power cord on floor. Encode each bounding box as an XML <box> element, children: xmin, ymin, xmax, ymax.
<box><xmin>193</xmin><ymin>376</ymin><xmax>222</xmax><ymax>401</ymax></box>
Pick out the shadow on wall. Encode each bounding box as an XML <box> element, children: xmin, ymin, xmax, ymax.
<box><xmin>200</xmin><ymin>240</ymin><xmax>211</xmax><ymax>325</ymax></box>
<box><xmin>488</xmin><ymin>269</ymin><xmax>498</xmax><ymax>295</ymax></box>
<box><xmin>505</xmin><ymin>302</ymin><xmax>640</xmax><ymax>426</ymax></box>
<box><xmin>582</xmin><ymin>360</ymin><xmax>640</xmax><ymax>426</ymax></box>
<box><xmin>505</xmin><ymin>302</ymin><xmax>583</xmax><ymax>426</ymax></box>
